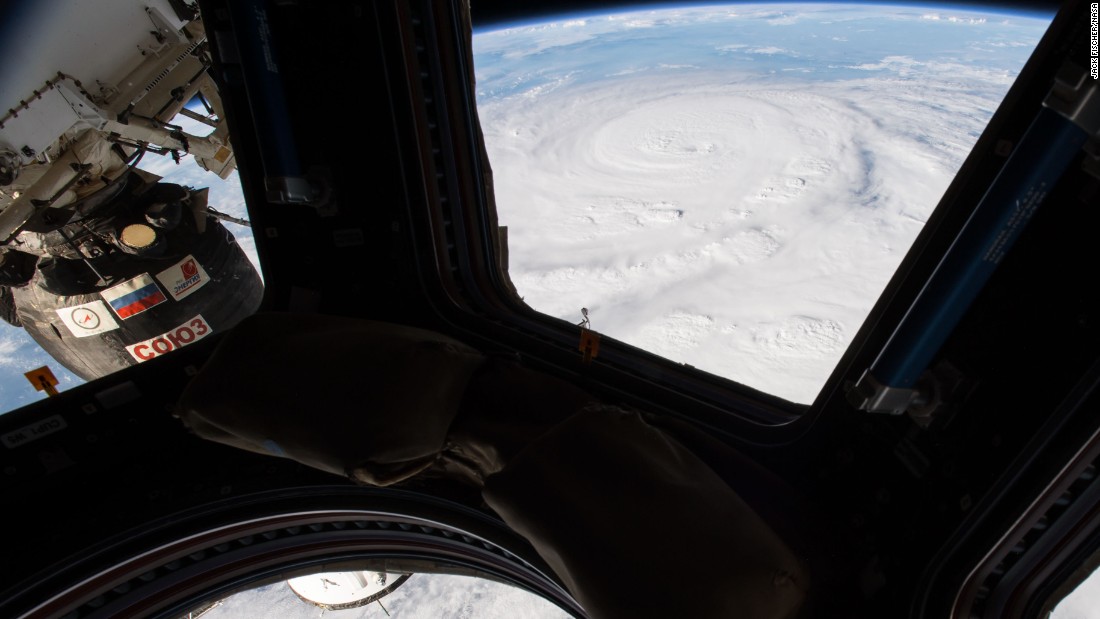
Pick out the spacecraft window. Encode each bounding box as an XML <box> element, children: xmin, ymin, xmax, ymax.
<box><xmin>470</xmin><ymin>3</ymin><xmax>1052</xmax><ymax>404</ymax></box>
<box><xmin>0</xmin><ymin>0</ymin><xmax>263</xmax><ymax>415</ymax></box>
<box><xmin>182</xmin><ymin>570</ymin><xmax>572</xmax><ymax>617</ymax></box>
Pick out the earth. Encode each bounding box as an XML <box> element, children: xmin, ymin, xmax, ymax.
<box><xmin>473</xmin><ymin>2</ymin><xmax>1048</xmax><ymax>403</ymax></box>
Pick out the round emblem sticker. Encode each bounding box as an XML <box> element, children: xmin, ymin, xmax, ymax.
<box><xmin>70</xmin><ymin>307</ymin><xmax>102</xmax><ymax>330</ymax></box>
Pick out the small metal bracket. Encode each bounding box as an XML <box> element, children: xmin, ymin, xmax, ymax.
<box><xmin>848</xmin><ymin>370</ymin><xmax>924</xmax><ymax>415</ymax></box>
<box><xmin>1045</xmin><ymin>63</ymin><xmax>1100</xmax><ymax>137</ymax></box>
<box><xmin>266</xmin><ymin>166</ymin><xmax>335</xmax><ymax>214</ymax></box>
<box><xmin>265</xmin><ymin>176</ymin><xmax>316</xmax><ymax>204</ymax></box>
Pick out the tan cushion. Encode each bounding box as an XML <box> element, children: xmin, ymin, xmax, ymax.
<box><xmin>484</xmin><ymin>405</ymin><xmax>809</xmax><ymax>619</ymax></box>
<box><xmin>175</xmin><ymin>313</ymin><xmax>485</xmax><ymax>483</ymax></box>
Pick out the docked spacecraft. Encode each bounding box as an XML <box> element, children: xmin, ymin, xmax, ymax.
<box><xmin>0</xmin><ymin>0</ymin><xmax>262</xmax><ymax>380</ymax></box>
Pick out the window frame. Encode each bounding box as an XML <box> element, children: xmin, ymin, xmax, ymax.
<box><xmin>403</xmin><ymin>0</ymin><xmax>1068</xmax><ymax>439</ymax></box>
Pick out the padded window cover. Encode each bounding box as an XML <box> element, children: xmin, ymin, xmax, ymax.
<box><xmin>176</xmin><ymin>312</ymin><xmax>486</xmax><ymax>484</ymax></box>
<box><xmin>177</xmin><ymin>313</ymin><xmax>807</xmax><ymax>618</ymax></box>
<box><xmin>484</xmin><ymin>405</ymin><xmax>808</xmax><ymax>619</ymax></box>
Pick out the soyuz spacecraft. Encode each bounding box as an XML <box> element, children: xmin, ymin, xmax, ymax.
<box><xmin>0</xmin><ymin>0</ymin><xmax>262</xmax><ymax>379</ymax></box>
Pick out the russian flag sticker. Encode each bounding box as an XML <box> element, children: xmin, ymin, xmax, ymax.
<box><xmin>101</xmin><ymin>273</ymin><xmax>168</xmax><ymax>319</ymax></box>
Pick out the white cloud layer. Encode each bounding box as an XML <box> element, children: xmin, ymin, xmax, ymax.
<box><xmin>475</xmin><ymin>3</ymin><xmax>1047</xmax><ymax>403</ymax></box>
